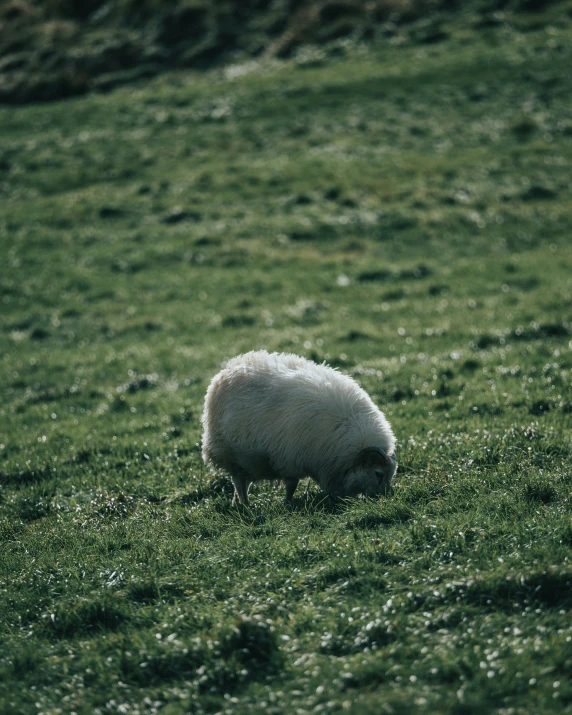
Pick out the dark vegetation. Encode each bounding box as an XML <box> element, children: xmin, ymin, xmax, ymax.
<box><xmin>0</xmin><ymin>0</ymin><xmax>569</xmax><ymax>103</ymax></box>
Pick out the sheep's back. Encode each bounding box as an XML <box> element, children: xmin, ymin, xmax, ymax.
<box><xmin>202</xmin><ymin>351</ymin><xmax>394</xmax><ymax>481</ymax></box>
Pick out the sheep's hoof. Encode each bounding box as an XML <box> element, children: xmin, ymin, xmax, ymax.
<box><xmin>232</xmin><ymin>491</ymin><xmax>249</xmax><ymax>506</ymax></box>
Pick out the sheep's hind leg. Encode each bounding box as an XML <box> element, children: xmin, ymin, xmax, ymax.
<box><xmin>232</xmin><ymin>473</ymin><xmax>252</xmax><ymax>506</ymax></box>
<box><xmin>284</xmin><ymin>478</ymin><xmax>300</xmax><ymax>503</ymax></box>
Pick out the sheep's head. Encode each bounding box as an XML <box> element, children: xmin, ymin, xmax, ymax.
<box><xmin>343</xmin><ymin>447</ymin><xmax>397</xmax><ymax>497</ymax></box>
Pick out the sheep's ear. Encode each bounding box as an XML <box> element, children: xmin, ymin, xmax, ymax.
<box><xmin>354</xmin><ymin>447</ymin><xmax>393</xmax><ymax>469</ymax></box>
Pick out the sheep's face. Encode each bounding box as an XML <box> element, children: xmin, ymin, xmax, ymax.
<box><xmin>343</xmin><ymin>448</ymin><xmax>397</xmax><ymax>497</ymax></box>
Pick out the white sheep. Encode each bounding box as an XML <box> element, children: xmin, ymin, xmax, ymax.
<box><xmin>201</xmin><ymin>350</ymin><xmax>397</xmax><ymax>504</ymax></box>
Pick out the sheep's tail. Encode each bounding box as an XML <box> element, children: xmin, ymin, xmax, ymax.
<box><xmin>200</xmin><ymin>370</ymin><xmax>227</xmax><ymax>464</ymax></box>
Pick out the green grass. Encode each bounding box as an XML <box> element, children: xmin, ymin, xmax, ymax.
<box><xmin>1</xmin><ymin>9</ymin><xmax>572</xmax><ymax>714</ymax></box>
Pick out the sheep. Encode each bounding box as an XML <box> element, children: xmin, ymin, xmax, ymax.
<box><xmin>201</xmin><ymin>350</ymin><xmax>397</xmax><ymax>505</ymax></box>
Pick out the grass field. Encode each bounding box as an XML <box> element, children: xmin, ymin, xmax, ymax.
<box><xmin>1</xmin><ymin>6</ymin><xmax>572</xmax><ymax>714</ymax></box>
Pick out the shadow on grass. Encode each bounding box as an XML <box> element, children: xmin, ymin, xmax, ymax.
<box><xmin>174</xmin><ymin>478</ymin><xmax>358</xmax><ymax>515</ymax></box>
<box><xmin>434</xmin><ymin>567</ymin><xmax>572</xmax><ymax>611</ymax></box>
<box><xmin>127</xmin><ymin>579</ymin><xmax>185</xmax><ymax>604</ymax></box>
<box><xmin>348</xmin><ymin>504</ymin><xmax>414</xmax><ymax>528</ymax></box>
<box><xmin>118</xmin><ymin>616</ymin><xmax>283</xmax><ymax>694</ymax></box>
<box><xmin>43</xmin><ymin>596</ymin><xmax>129</xmax><ymax>639</ymax></box>
<box><xmin>0</xmin><ymin>466</ymin><xmax>54</xmax><ymax>488</ymax></box>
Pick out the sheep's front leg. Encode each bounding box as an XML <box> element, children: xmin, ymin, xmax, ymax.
<box><xmin>284</xmin><ymin>478</ymin><xmax>300</xmax><ymax>503</ymax></box>
<box><xmin>232</xmin><ymin>473</ymin><xmax>252</xmax><ymax>505</ymax></box>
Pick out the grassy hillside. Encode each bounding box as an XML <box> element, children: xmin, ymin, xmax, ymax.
<box><xmin>1</xmin><ymin>5</ymin><xmax>572</xmax><ymax>714</ymax></box>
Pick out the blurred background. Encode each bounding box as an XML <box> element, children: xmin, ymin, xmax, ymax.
<box><xmin>0</xmin><ymin>0</ymin><xmax>556</xmax><ymax>104</ymax></box>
